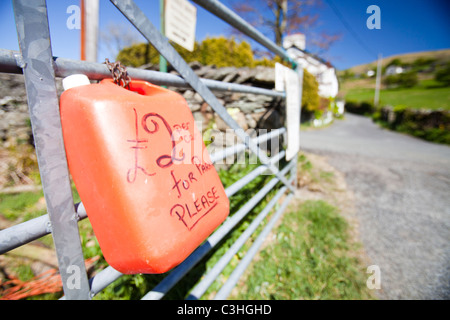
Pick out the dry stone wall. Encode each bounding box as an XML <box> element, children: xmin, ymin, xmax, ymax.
<box><xmin>0</xmin><ymin>64</ymin><xmax>285</xmax><ymax>149</ymax></box>
<box><xmin>0</xmin><ymin>64</ymin><xmax>286</xmax><ymax>186</ymax></box>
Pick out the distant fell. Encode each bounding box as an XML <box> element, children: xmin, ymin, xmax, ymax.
<box><xmin>341</xmin><ymin>49</ymin><xmax>450</xmax><ymax>75</ymax></box>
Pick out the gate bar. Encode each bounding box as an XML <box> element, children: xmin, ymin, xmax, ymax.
<box><xmin>0</xmin><ymin>0</ymin><xmax>302</xmax><ymax>300</ymax></box>
<box><xmin>11</xmin><ymin>0</ymin><xmax>91</xmax><ymax>299</ymax></box>
<box><xmin>187</xmin><ymin>183</ymin><xmax>291</xmax><ymax>299</ymax></box>
<box><xmin>0</xmin><ymin>49</ymin><xmax>285</xmax><ymax>98</ymax></box>
<box><xmin>214</xmin><ymin>192</ymin><xmax>295</xmax><ymax>299</ymax></box>
<box><xmin>142</xmin><ymin>160</ymin><xmax>295</xmax><ymax>300</ymax></box>
<box><xmin>191</xmin><ymin>0</ymin><xmax>296</xmax><ymax>67</ymax></box>
<box><xmin>0</xmin><ymin>129</ymin><xmax>285</xmax><ymax>253</ymax></box>
<box><xmin>209</xmin><ymin>128</ymin><xmax>286</xmax><ymax>163</ymax></box>
<box><xmin>110</xmin><ymin>0</ymin><xmax>296</xmax><ymax>193</ymax></box>
<box><xmin>86</xmin><ymin>158</ymin><xmax>293</xmax><ymax>298</ymax></box>
<box><xmin>224</xmin><ymin>151</ymin><xmax>285</xmax><ymax>198</ymax></box>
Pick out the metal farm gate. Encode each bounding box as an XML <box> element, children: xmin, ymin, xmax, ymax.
<box><xmin>0</xmin><ymin>0</ymin><xmax>302</xmax><ymax>300</ymax></box>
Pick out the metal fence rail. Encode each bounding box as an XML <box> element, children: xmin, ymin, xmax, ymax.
<box><xmin>0</xmin><ymin>0</ymin><xmax>302</xmax><ymax>300</ymax></box>
<box><xmin>0</xmin><ymin>128</ymin><xmax>286</xmax><ymax>254</ymax></box>
<box><xmin>0</xmin><ymin>49</ymin><xmax>286</xmax><ymax>98</ymax></box>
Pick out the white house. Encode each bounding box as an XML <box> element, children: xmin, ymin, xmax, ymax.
<box><xmin>366</xmin><ymin>70</ymin><xmax>376</xmax><ymax>77</ymax></box>
<box><xmin>283</xmin><ymin>33</ymin><xmax>339</xmax><ymax>98</ymax></box>
<box><xmin>385</xmin><ymin>65</ymin><xmax>404</xmax><ymax>75</ymax></box>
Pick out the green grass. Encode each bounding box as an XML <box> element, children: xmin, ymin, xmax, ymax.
<box><xmin>0</xmin><ymin>190</ymin><xmax>45</xmax><ymax>221</ymax></box>
<box><xmin>232</xmin><ymin>200</ymin><xmax>373</xmax><ymax>300</ymax></box>
<box><xmin>93</xmin><ymin>158</ymin><xmax>282</xmax><ymax>300</ymax></box>
<box><xmin>344</xmin><ymin>81</ymin><xmax>450</xmax><ymax>110</ymax></box>
<box><xmin>1</xmin><ymin>155</ymin><xmax>372</xmax><ymax>300</ymax></box>
<box><xmin>0</xmin><ymin>159</ymin><xmax>278</xmax><ymax>300</ymax></box>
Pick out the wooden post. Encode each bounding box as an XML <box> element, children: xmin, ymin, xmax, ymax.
<box><xmin>374</xmin><ymin>53</ymin><xmax>382</xmax><ymax>107</ymax></box>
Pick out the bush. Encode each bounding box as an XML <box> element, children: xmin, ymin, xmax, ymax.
<box><xmin>344</xmin><ymin>100</ymin><xmax>375</xmax><ymax>115</ymax></box>
<box><xmin>117</xmin><ymin>36</ymin><xmax>321</xmax><ymax>122</ymax></box>
<box><xmin>117</xmin><ymin>36</ymin><xmax>267</xmax><ymax>68</ymax></box>
<box><xmin>399</xmin><ymin>71</ymin><xmax>419</xmax><ymax>88</ymax></box>
<box><xmin>301</xmin><ymin>69</ymin><xmax>320</xmax><ymax>114</ymax></box>
<box><xmin>339</xmin><ymin>69</ymin><xmax>355</xmax><ymax>81</ymax></box>
<box><xmin>383</xmin><ymin>71</ymin><xmax>418</xmax><ymax>88</ymax></box>
<box><xmin>383</xmin><ymin>74</ymin><xmax>397</xmax><ymax>87</ymax></box>
<box><xmin>116</xmin><ymin>42</ymin><xmax>160</xmax><ymax>67</ymax></box>
<box><xmin>196</xmin><ymin>37</ymin><xmax>255</xmax><ymax>67</ymax></box>
<box><xmin>411</xmin><ymin>57</ymin><xmax>436</xmax><ymax>72</ymax></box>
<box><xmin>374</xmin><ymin>106</ymin><xmax>450</xmax><ymax>145</ymax></box>
<box><xmin>434</xmin><ymin>62</ymin><xmax>450</xmax><ymax>86</ymax></box>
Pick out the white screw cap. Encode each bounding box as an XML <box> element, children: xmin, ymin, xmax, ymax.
<box><xmin>62</xmin><ymin>74</ymin><xmax>90</xmax><ymax>91</ymax></box>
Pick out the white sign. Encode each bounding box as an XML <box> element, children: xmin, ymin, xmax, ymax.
<box><xmin>275</xmin><ymin>62</ymin><xmax>285</xmax><ymax>92</ymax></box>
<box><xmin>165</xmin><ymin>0</ymin><xmax>197</xmax><ymax>52</ymax></box>
<box><xmin>275</xmin><ymin>63</ymin><xmax>302</xmax><ymax>161</ymax></box>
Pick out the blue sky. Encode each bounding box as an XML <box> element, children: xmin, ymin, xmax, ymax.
<box><xmin>0</xmin><ymin>0</ymin><xmax>449</xmax><ymax>70</ymax></box>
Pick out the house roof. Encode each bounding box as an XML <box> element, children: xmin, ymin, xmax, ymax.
<box><xmin>284</xmin><ymin>44</ymin><xmax>334</xmax><ymax>69</ymax></box>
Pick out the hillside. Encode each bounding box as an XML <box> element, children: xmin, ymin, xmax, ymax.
<box><xmin>339</xmin><ymin>49</ymin><xmax>450</xmax><ymax>75</ymax></box>
<box><xmin>337</xmin><ymin>48</ymin><xmax>450</xmax><ymax>108</ymax></box>
<box><xmin>337</xmin><ymin>49</ymin><xmax>450</xmax><ymax>145</ymax></box>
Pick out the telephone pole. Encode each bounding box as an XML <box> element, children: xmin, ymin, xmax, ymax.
<box><xmin>80</xmin><ymin>0</ymin><xmax>99</xmax><ymax>62</ymax></box>
<box><xmin>160</xmin><ymin>0</ymin><xmax>168</xmax><ymax>73</ymax></box>
<box><xmin>374</xmin><ymin>53</ymin><xmax>382</xmax><ymax>107</ymax></box>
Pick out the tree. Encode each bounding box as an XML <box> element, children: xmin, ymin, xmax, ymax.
<box><xmin>116</xmin><ymin>37</ymin><xmax>261</xmax><ymax>68</ymax></box>
<box><xmin>198</xmin><ymin>37</ymin><xmax>255</xmax><ymax>67</ymax></box>
<box><xmin>302</xmin><ymin>69</ymin><xmax>320</xmax><ymax>112</ymax></box>
<box><xmin>412</xmin><ymin>57</ymin><xmax>436</xmax><ymax>72</ymax></box>
<box><xmin>435</xmin><ymin>62</ymin><xmax>450</xmax><ymax>87</ymax></box>
<box><xmin>231</xmin><ymin>0</ymin><xmax>340</xmax><ymax>54</ymax></box>
<box><xmin>116</xmin><ymin>42</ymin><xmax>159</xmax><ymax>67</ymax></box>
<box><xmin>383</xmin><ymin>71</ymin><xmax>418</xmax><ymax>89</ymax></box>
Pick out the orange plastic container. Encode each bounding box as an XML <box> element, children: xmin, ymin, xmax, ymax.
<box><xmin>59</xmin><ymin>79</ymin><xmax>229</xmax><ymax>274</ymax></box>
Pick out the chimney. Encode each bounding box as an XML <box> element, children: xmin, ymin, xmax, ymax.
<box><xmin>283</xmin><ymin>33</ymin><xmax>306</xmax><ymax>51</ymax></box>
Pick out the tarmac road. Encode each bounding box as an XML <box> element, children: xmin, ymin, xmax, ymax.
<box><xmin>299</xmin><ymin>113</ymin><xmax>450</xmax><ymax>299</ymax></box>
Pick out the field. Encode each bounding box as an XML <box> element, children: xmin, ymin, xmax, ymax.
<box><xmin>342</xmin><ymin>79</ymin><xmax>450</xmax><ymax>110</ymax></box>
<box><xmin>338</xmin><ymin>49</ymin><xmax>450</xmax><ymax>111</ymax></box>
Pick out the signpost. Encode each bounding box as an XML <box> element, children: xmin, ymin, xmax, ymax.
<box><xmin>160</xmin><ymin>0</ymin><xmax>167</xmax><ymax>73</ymax></box>
<box><xmin>164</xmin><ymin>0</ymin><xmax>197</xmax><ymax>52</ymax></box>
<box><xmin>275</xmin><ymin>63</ymin><xmax>302</xmax><ymax>161</ymax></box>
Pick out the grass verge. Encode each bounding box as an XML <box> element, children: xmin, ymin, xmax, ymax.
<box><xmin>230</xmin><ymin>200</ymin><xmax>373</xmax><ymax>300</ymax></box>
<box><xmin>1</xmin><ymin>153</ymin><xmax>373</xmax><ymax>300</ymax></box>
